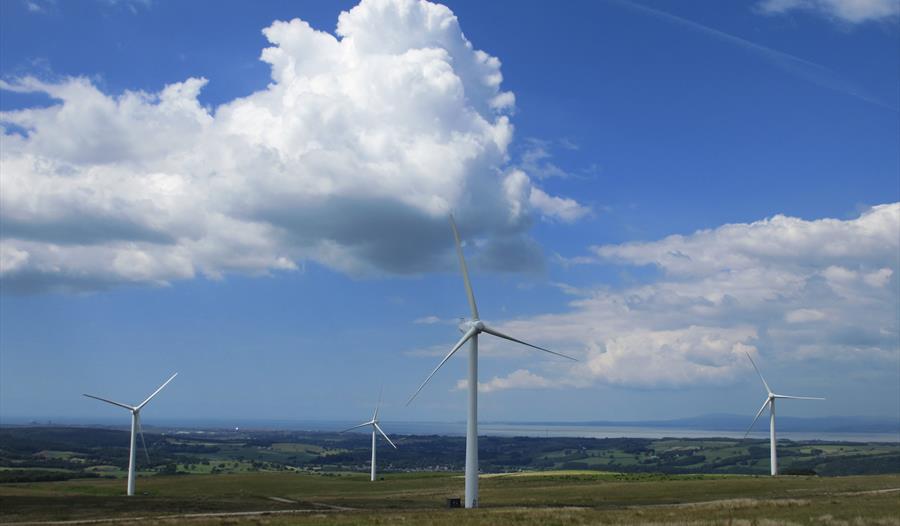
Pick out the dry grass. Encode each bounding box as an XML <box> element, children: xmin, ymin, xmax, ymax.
<box><xmin>1</xmin><ymin>472</ymin><xmax>898</xmax><ymax>525</ymax></box>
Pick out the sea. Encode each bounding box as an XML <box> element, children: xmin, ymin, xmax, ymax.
<box><xmin>316</xmin><ymin>421</ymin><xmax>900</xmax><ymax>443</ymax></box>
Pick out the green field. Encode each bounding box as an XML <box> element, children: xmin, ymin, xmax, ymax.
<box><xmin>2</xmin><ymin>427</ymin><xmax>898</xmax><ymax>524</ymax></box>
<box><xmin>4</xmin><ymin>427</ymin><xmax>898</xmax><ymax>483</ymax></box>
<box><xmin>2</xmin><ymin>471</ymin><xmax>899</xmax><ymax>525</ymax></box>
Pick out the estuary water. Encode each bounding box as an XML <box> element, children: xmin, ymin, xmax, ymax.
<box><xmin>309</xmin><ymin>421</ymin><xmax>899</xmax><ymax>443</ymax></box>
<box><xmin>6</xmin><ymin>417</ymin><xmax>897</xmax><ymax>443</ymax></box>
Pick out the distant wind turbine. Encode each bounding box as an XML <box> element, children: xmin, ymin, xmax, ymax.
<box><xmin>743</xmin><ymin>354</ymin><xmax>823</xmax><ymax>476</ymax></box>
<box><xmin>83</xmin><ymin>373</ymin><xmax>178</xmax><ymax>496</ymax></box>
<box><xmin>342</xmin><ymin>389</ymin><xmax>397</xmax><ymax>481</ymax></box>
<box><xmin>407</xmin><ymin>215</ymin><xmax>577</xmax><ymax>508</ymax></box>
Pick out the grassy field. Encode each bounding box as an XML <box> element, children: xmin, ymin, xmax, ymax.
<box><xmin>4</xmin><ymin>427</ymin><xmax>898</xmax><ymax>482</ymax></box>
<box><xmin>1</xmin><ymin>471</ymin><xmax>898</xmax><ymax>525</ymax></box>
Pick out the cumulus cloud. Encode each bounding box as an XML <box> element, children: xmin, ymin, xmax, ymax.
<box><xmin>785</xmin><ymin>308</ymin><xmax>827</xmax><ymax>323</ymax></box>
<box><xmin>502</xmin><ymin>170</ymin><xmax>591</xmax><ymax>224</ymax></box>
<box><xmin>457</xmin><ymin>368</ymin><xmax>554</xmax><ymax>393</ymax></box>
<box><xmin>512</xmin><ymin>139</ymin><xmax>594</xmax><ymax>222</ymax></box>
<box><xmin>0</xmin><ymin>0</ymin><xmax>586</xmax><ymax>293</ymax></box>
<box><xmin>757</xmin><ymin>0</ymin><xmax>900</xmax><ymax>23</ymax></box>
<box><xmin>487</xmin><ymin>204</ymin><xmax>899</xmax><ymax>387</ymax></box>
<box><xmin>592</xmin><ymin>204</ymin><xmax>898</xmax><ymax>277</ymax></box>
<box><xmin>529</xmin><ymin>186</ymin><xmax>592</xmax><ymax>223</ymax></box>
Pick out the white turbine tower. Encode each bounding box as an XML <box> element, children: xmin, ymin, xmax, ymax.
<box><xmin>342</xmin><ymin>390</ymin><xmax>397</xmax><ymax>481</ymax></box>
<box><xmin>407</xmin><ymin>215</ymin><xmax>577</xmax><ymax>508</ymax></box>
<box><xmin>83</xmin><ymin>373</ymin><xmax>178</xmax><ymax>496</ymax></box>
<box><xmin>744</xmin><ymin>354</ymin><xmax>823</xmax><ymax>476</ymax></box>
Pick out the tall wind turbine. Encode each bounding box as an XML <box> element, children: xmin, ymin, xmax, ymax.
<box><xmin>407</xmin><ymin>215</ymin><xmax>577</xmax><ymax>508</ymax></box>
<box><xmin>83</xmin><ymin>373</ymin><xmax>178</xmax><ymax>496</ymax></box>
<box><xmin>342</xmin><ymin>390</ymin><xmax>397</xmax><ymax>481</ymax></box>
<box><xmin>743</xmin><ymin>354</ymin><xmax>823</xmax><ymax>476</ymax></box>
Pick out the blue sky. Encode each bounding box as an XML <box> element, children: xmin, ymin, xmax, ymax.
<box><xmin>1</xmin><ymin>0</ymin><xmax>898</xmax><ymax>426</ymax></box>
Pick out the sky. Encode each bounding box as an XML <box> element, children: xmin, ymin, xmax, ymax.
<box><xmin>1</xmin><ymin>0</ymin><xmax>898</xmax><ymax>427</ymax></box>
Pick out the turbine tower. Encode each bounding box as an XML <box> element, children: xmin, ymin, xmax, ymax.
<box><xmin>407</xmin><ymin>215</ymin><xmax>577</xmax><ymax>508</ymax></box>
<box><xmin>743</xmin><ymin>354</ymin><xmax>823</xmax><ymax>476</ymax></box>
<box><xmin>342</xmin><ymin>390</ymin><xmax>397</xmax><ymax>481</ymax></box>
<box><xmin>83</xmin><ymin>373</ymin><xmax>178</xmax><ymax>496</ymax></box>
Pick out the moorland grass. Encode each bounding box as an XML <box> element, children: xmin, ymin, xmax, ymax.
<box><xmin>1</xmin><ymin>471</ymin><xmax>898</xmax><ymax>524</ymax></box>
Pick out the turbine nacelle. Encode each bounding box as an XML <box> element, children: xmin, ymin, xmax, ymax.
<box><xmin>459</xmin><ymin>319</ymin><xmax>485</xmax><ymax>332</ymax></box>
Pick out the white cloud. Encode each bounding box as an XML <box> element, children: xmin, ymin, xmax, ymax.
<box><xmin>583</xmin><ymin>326</ymin><xmax>759</xmax><ymax>387</ymax></box>
<box><xmin>412</xmin><ymin>315</ymin><xmax>464</xmax><ymax>326</ymax></box>
<box><xmin>502</xmin><ymin>170</ymin><xmax>591</xmax><ymax>224</ymax></box>
<box><xmin>100</xmin><ymin>0</ymin><xmax>152</xmax><ymax>14</ymax></box>
<box><xmin>591</xmin><ymin>204</ymin><xmax>898</xmax><ymax>278</ymax></box>
<box><xmin>25</xmin><ymin>1</ymin><xmax>46</xmax><ymax>13</ymax></box>
<box><xmin>0</xmin><ymin>245</ymin><xmax>29</xmax><ymax>274</ymax></box>
<box><xmin>518</xmin><ymin>138</ymin><xmax>569</xmax><ymax>180</ymax></box>
<box><xmin>864</xmin><ymin>267</ymin><xmax>893</xmax><ymax>287</ymax></box>
<box><xmin>757</xmin><ymin>0</ymin><xmax>900</xmax><ymax>23</ymax></box>
<box><xmin>485</xmin><ymin>204</ymin><xmax>899</xmax><ymax>388</ymax></box>
<box><xmin>512</xmin><ymin>138</ymin><xmax>595</xmax><ymax>223</ymax></box>
<box><xmin>785</xmin><ymin>308</ymin><xmax>827</xmax><ymax>323</ymax></box>
<box><xmin>456</xmin><ymin>368</ymin><xmax>553</xmax><ymax>393</ymax></box>
<box><xmin>0</xmin><ymin>0</ymin><xmax>586</xmax><ymax>293</ymax></box>
<box><xmin>529</xmin><ymin>186</ymin><xmax>592</xmax><ymax>223</ymax></box>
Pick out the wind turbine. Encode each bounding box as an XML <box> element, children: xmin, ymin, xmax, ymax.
<box><xmin>407</xmin><ymin>215</ymin><xmax>577</xmax><ymax>508</ymax></box>
<box><xmin>743</xmin><ymin>353</ymin><xmax>823</xmax><ymax>476</ymax></box>
<box><xmin>342</xmin><ymin>390</ymin><xmax>397</xmax><ymax>481</ymax></box>
<box><xmin>83</xmin><ymin>373</ymin><xmax>178</xmax><ymax>496</ymax></box>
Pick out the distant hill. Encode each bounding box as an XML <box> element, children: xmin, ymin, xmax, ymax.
<box><xmin>502</xmin><ymin>414</ymin><xmax>900</xmax><ymax>434</ymax></box>
<box><xmin>2</xmin><ymin>414</ymin><xmax>898</xmax><ymax>435</ymax></box>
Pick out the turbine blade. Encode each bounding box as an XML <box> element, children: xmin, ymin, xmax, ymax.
<box><xmin>137</xmin><ymin>414</ymin><xmax>151</xmax><ymax>465</ymax></box>
<box><xmin>773</xmin><ymin>395</ymin><xmax>826</xmax><ymax>400</ymax></box>
<box><xmin>481</xmin><ymin>325</ymin><xmax>578</xmax><ymax>361</ymax></box>
<box><xmin>406</xmin><ymin>326</ymin><xmax>478</xmax><ymax>406</ymax></box>
<box><xmin>137</xmin><ymin>372</ymin><xmax>178</xmax><ymax>410</ymax></box>
<box><xmin>374</xmin><ymin>422</ymin><xmax>398</xmax><ymax>449</ymax></box>
<box><xmin>373</xmin><ymin>385</ymin><xmax>383</xmax><ymax>421</ymax></box>
<box><xmin>450</xmin><ymin>214</ymin><xmax>479</xmax><ymax>320</ymax></box>
<box><xmin>340</xmin><ymin>421</ymin><xmax>374</xmax><ymax>433</ymax></box>
<box><xmin>743</xmin><ymin>399</ymin><xmax>770</xmax><ymax>439</ymax></box>
<box><xmin>745</xmin><ymin>353</ymin><xmax>772</xmax><ymax>394</ymax></box>
<box><xmin>82</xmin><ymin>394</ymin><xmax>134</xmax><ymax>411</ymax></box>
